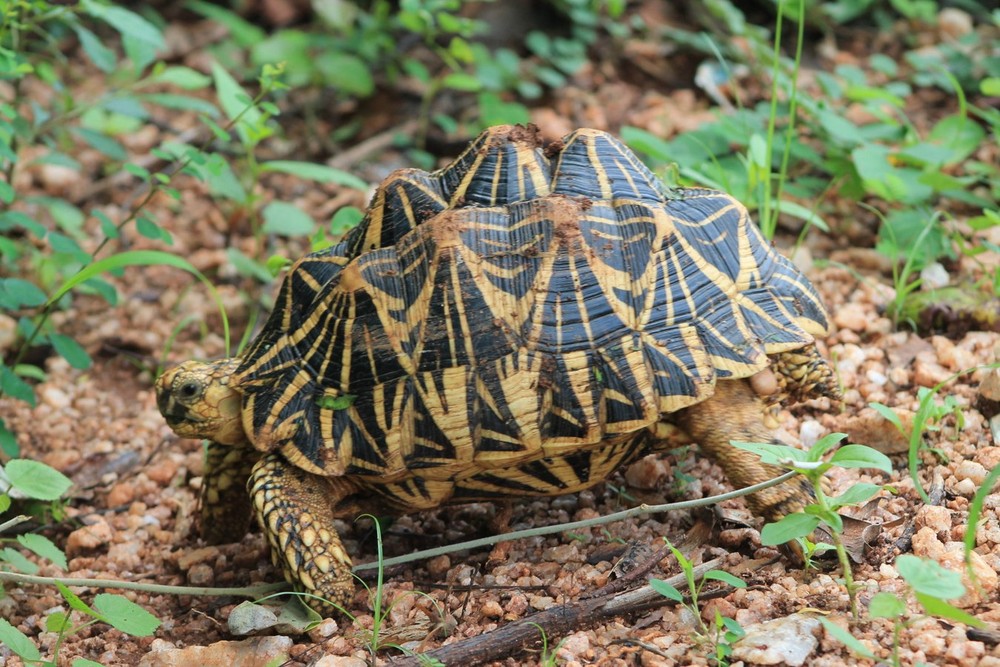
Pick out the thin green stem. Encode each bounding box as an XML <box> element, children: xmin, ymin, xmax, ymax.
<box><xmin>0</xmin><ymin>571</ymin><xmax>285</xmax><ymax>598</ymax></box>
<box><xmin>771</xmin><ymin>0</ymin><xmax>806</xmax><ymax>236</ymax></box>
<box><xmin>354</xmin><ymin>471</ymin><xmax>798</xmax><ymax>572</ymax></box>
<box><xmin>760</xmin><ymin>0</ymin><xmax>784</xmax><ymax>238</ymax></box>
<box><xmin>811</xmin><ymin>479</ymin><xmax>859</xmax><ymax>620</ymax></box>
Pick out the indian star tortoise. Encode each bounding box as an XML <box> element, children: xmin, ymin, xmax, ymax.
<box><xmin>156</xmin><ymin>125</ymin><xmax>839</xmax><ymax>613</ymax></box>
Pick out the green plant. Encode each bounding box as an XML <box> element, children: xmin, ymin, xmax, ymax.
<box><xmin>822</xmin><ymin>554</ymin><xmax>984</xmax><ymax>665</ymax></box>
<box><xmin>733</xmin><ymin>434</ymin><xmax>891</xmax><ymax>619</ymax></box>
<box><xmin>649</xmin><ymin>540</ymin><xmax>747</xmax><ymax>664</ymax></box>
<box><xmin>869</xmin><ymin>367</ymin><xmax>989</xmax><ymax>504</ymax></box>
<box><xmin>0</xmin><ymin>460</ymin><xmax>160</xmax><ymax>666</ymax></box>
<box><xmin>528</xmin><ymin>621</ymin><xmax>569</xmax><ymax>667</ymax></box>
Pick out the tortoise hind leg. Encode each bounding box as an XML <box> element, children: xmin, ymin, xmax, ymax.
<box><xmin>200</xmin><ymin>441</ymin><xmax>259</xmax><ymax>544</ymax></box>
<box><xmin>678</xmin><ymin>379</ymin><xmax>814</xmax><ymax>521</ymax></box>
<box><xmin>249</xmin><ymin>453</ymin><xmax>357</xmax><ymax>614</ymax></box>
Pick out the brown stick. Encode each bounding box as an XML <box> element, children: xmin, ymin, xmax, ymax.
<box><xmin>387</xmin><ymin>557</ymin><xmax>725</xmax><ymax>667</ymax></box>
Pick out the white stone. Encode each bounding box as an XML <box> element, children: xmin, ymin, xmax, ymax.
<box><xmin>731</xmin><ymin>613</ymin><xmax>821</xmax><ymax>666</ymax></box>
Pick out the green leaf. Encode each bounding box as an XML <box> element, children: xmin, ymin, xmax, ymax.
<box><xmin>261</xmin><ymin>161</ymin><xmax>367</xmax><ymax>190</ymax></box>
<box><xmin>187</xmin><ymin>0</ymin><xmax>266</xmax><ymax>46</ymax></box>
<box><xmin>47</xmin><ymin>611</ymin><xmax>71</xmax><ymax>632</ymax></box>
<box><xmin>151</xmin><ymin>66</ymin><xmax>212</xmax><ymax>90</ymax></box>
<box><xmin>760</xmin><ymin>513</ymin><xmax>820</xmax><ymax>545</ymax></box>
<box><xmin>0</xmin><ymin>180</ymin><xmax>12</xmax><ymax>204</ymax></box>
<box><xmin>829</xmin><ymin>445</ymin><xmax>892</xmax><ymax>473</ymax></box>
<box><xmin>71</xmin><ymin>24</ymin><xmax>117</xmax><ymax>72</ymax></box>
<box><xmin>703</xmin><ymin>570</ymin><xmax>746</xmax><ymax>588</ymax></box>
<box><xmin>731</xmin><ymin>441</ymin><xmax>809</xmax><ymax>466</ymax></box>
<box><xmin>83</xmin><ymin>2</ymin><xmax>164</xmax><ymax>50</ymax></box>
<box><xmin>895</xmin><ymin>554</ymin><xmax>965</xmax><ymax>599</ymax></box>
<box><xmin>92</xmin><ymin>594</ymin><xmax>161</xmax><ymax>636</ymax></box>
<box><xmin>774</xmin><ymin>199</ymin><xmax>830</xmax><ymax>232</ymax></box>
<box><xmin>140</xmin><ymin>93</ymin><xmax>219</xmax><ymax>117</ymax></box>
<box><xmin>0</xmin><ymin>618</ymin><xmax>41</xmax><ymax>660</ymax></box>
<box><xmin>830</xmin><ymin>482</ymin><xmax>882</xmax><ymax>507</ymax></box>
<box><xmin>262</xmin><ymin>201</ymin><xmax>315</xmax><ymax>236</ymax></box>
<box><xmin>818</xmin><ymin>617</ymin><xmax>875</xmax><ymax>658</ymax></box>
<box><xmin>0</xmin><ymin>418</ymin><xmax>18</xmax><ymax>457</ymax></box>
<box><xmin>2</xmin><ymin>278</ymin><xmax>47</xmax><ymax>307</ymax></box>
<box><xmin>315</xmin><ymin>53</ymin><xmax>375</xmax><ymax>97</ymax></box>
<box><xmin>914</xmin><ymin>592</ymin><xmax>985</xmax><ymax>627</ymax></box>
<box><xmin>1</xmin><ymin>546</ymin><xmax>39</xmax><ymax>574</ymax></box>
<box><xmin>315</xmin><ymin>393</ymin><xmax>356</xmax><ymax>410</ymax></box>
<box><xmin>648</xmin><ymin>577</ymin><xmax>683</xmax><ymax>602</ymax></box>
<box><xmin>73</xmin><ymin>658</ymin><xmax>105</xmax><ymax>667</ymax></box>
<box><xmin>72</xmin><ymin>127</ymin><xmax>127</xmax><ymax>161</ymax></box>
<box><xmin>330</xmin><ymin>206</ymin><xmax>364</xmax><ymax>235</ymax></box>
<box><xmin>212</xmin><ymin>63</ymin><xmax>263</xmax><ymax>146</ymax></box>
<box><xmin>56</xmin><ymin>581</ymin><xmax>96</xmax><ymax>615</ymax></box>
<box><xmin>926</xmin><ymin>114</ymin><xmax>987</xmax><ymax>165</ymax></box>
<box><xmin>868</xmin><ymin>591</ymin><xmax>905</xmax><ymax>619</ymax></box>
<box><xmin>442</xmin><ymin>72</ymin><xmax>482</xmax><ymax>92</ymax></box>
<box><xmin>1</xmin><ymin>366</ymin><xmax>36</xmax><ymax>405</ymax></box>
<box><xmin>5</xmin><ymin>459</ymin><xmax>72</xmax><ymax>500</ymax></box>
<box><xmin>226</xmin><ymin>247</ymin><xmax>273</xmax><ymax>283</ymax></box>
<box><xmin>982</xmin><ymin>78</ymin><xmax>1000</xmax><ymax>96</ymax></box>
<box><xmin>18</xmin><ymin>533</ymin><xmax>68</xmax><ymax>569</ymax></box>
<box><xmin>869</xmin><ymin>402</ymin><xmax>903</xmax><ymax>430</ymax></box>
<box><xmin>50</xmin><ymin>333</ymin><xmax>92</xmax><ymax>370</ymax></box>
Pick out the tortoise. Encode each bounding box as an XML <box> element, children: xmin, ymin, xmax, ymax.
<box><xmin>156</xmin><ymin>125</ymin><xmax>839</xmax><ymax>613</ymax></box>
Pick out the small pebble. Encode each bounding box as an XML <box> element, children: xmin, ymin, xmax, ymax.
<box><xmin>624</xmin><ymin>455</ymin><xmax>667</xmax><ymax>490</ymax></box>
<box><xmin>308</xmin><ymin>618</ymin><xmax>340</xmax><ymax>641</ymax></box>
<box><xmin>954</xmin><ymin>460</ymin><xmax>987</xmax><ymax>485</ymax></box>
<box><xmin>952</xmin><ymin>478</ymin><xmax>978</xmax><ymax>498</ymax></box>
<box><xmin>425</xmin><ymin>554</ymin><xmax>451</xmax><ymax>577</ymax></box>
<box><xmin>66</xmin><ymin>518</ymin><xmax>113</xmax><ymax>553</ymax></box>
<box><xmin>480</xmin><ymin>600</ymin><xmax>504</xmax><ymax>619</ymax></box>
<box><xmin>915</xmin><ymin>505</ymin><xmax>951</xmax><ymax>537</ymax></box>
<box><xmin>187</xmin><ymin>563</ymin><xmax>214</xmax><ymax>586</ymax></box>
<box><xmin>919</xmin><ymin>262</ymin><xmax>950</xmax><ymax>290</ymax></box>
<box><xmin>41</xmin><ymin>387</ymin><xmax>72</xmax><ymax>410</ymax></box>
<box><xmin>833</xmin><ymin>303</ymin><xmax>868</xmax><ymax>333</ymax></box>
<box><xmin>799</xmin><ymin>420</ymin><xmax>824</xmax><ymax>448</ymax></box>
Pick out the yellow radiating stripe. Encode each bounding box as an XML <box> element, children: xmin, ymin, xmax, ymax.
<box><xmin>587</xmin><ymin>136</ymin><xmax>612</xmax><ymax>199</ymax></box>
<box><xmin>449</xmin><ymin>253</ymin><xmax>478</xmax><ymax>365</ymax></box>
<box><xmin>450</xmin><ymin>141</ymin><xmax>490</xmax><ymax>205</ymax></box>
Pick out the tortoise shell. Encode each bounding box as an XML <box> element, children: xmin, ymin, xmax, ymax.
<box><xmin>232</xmin><ymin>125</ymin><xmax>829</xmax><ymax>493</ymax></box>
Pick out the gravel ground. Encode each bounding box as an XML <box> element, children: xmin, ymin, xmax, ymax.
<box><xmin>1</xmin><ymin>13</ymin><xmax>999</xmax><ymax>667</ymax></box>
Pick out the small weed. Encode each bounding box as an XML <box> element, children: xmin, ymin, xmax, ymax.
<box><xmin>870</xmin><ymin>367</ymin><xmax>988</xmax><ymax>503</ymax></box>
<box><xmin>649</xmin><ymin>540</ymin><xmax>746</xmax><ymax>665</ymax></box>
<box><xmin>733</xmin><ymin>434</ymin><xmax>891</xmax><ymax>619</ymax></box>
<box><xmin>824</xmin><ymin>554</ymin><xmax>984</xmax><ymax>664</ymax></box>
<box><xmin>529</xmin><ymin>621</ymin><xmax>569</xmax><ymax>667</ymax></box>
<box><xmin>0</xmin><ymin>460</ymin><xmax>160</xmax><ymax>666</ymax></box>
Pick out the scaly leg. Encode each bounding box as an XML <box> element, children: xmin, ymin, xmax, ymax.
<box><xmin>678</xmin><ymin>379</ymin><xmax>815</xmax><ymax>521</ymax></box>
<box><xmin>200</xmin><ymin>441</ymin><xmax>259</xmax><ymax>544</ymax></box>
<box><xmin>249</xmin><ymin>453</ymin><xmax>357</xmax><ymax>614</ymax></box>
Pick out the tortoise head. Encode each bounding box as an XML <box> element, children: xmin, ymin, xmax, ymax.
<box><xmin>155</xmin><ymin>358</ymin><xmax>247</xmax><ymax>446</ymax></box>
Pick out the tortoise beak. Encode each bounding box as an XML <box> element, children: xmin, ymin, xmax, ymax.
<box><xmin>157</xmin><ymin>391</ymin><xmax>195</xmax><ymax>425</ymax></box>
<box><xmin>155</xmin><ymin>374</ymin><xmax>202</xmax><ymax>425</ymax></box>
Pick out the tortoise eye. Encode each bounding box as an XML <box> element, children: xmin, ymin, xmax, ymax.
<box><xmin>178</xmin><ymin>381</ymin><xmax>201</xmax><ymax>399</ymax></box>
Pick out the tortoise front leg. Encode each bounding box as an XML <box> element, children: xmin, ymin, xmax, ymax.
<box><xmin>678</xmin><ymin>379</ymin><xmax>815</xmax><ymax>521</ymax></box>
<box><xmin>249</xmin><ymin>453</ymin><xmax>357</xmax><ymax>614</ymax></box>
<box><xmin>200</xmin><ymin>441</ymin><xmax>259</xmax><ymax>544</ymax></box>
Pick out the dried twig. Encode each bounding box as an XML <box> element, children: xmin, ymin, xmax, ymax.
<box><xmin>386</xmin><ymin>557</ymin><xmax>725</xmax><ymax>667</ymax></box>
